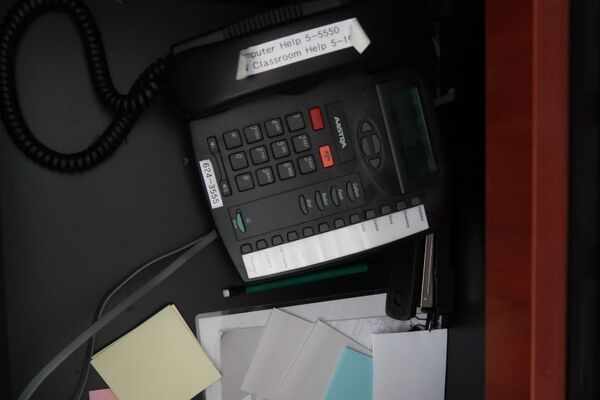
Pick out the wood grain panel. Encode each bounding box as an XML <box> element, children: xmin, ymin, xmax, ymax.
<box><xmin>486</xmin><ymin>0</ymin><xmax>568</xmax><ymax>399</ymax></box>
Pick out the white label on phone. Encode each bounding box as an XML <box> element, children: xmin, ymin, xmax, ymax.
<box><xmin>199</xmin><ymin>160</ymin><xmax>223</xmax><ymax>209</ymax></box>
<box><xmin>236</xmin><ymin>18</ymin><xmax>371</xmax><ymax>80</ymax></box>
<box><xmin>242</xmin><ymin>205</ymin><xmax>429</xmax><ymax>279</ymax></box>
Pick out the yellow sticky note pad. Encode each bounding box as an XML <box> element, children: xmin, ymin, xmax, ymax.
<box><xmin>91</xmin><ymin>305</ymin><xmax>221</xmax><ymax>400</ymax></box>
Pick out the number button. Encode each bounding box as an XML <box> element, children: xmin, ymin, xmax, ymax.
<box><xmin>243</xmin><ymin>124</ymin><xmax>263</xmax><ymax>143</ymax></box>
<box><xmin>223</xmin><ymin>130</ymin><xmax>242</xmax><ymax>149</ymax></box>
<box><xmin>250</xmin><ymin>146</ymin><xmax>269</xmax><ymax>165</ymax></box>
<box><xmin>235</xmin><ymin>173</ymin><xmax>254</xmax><ymax>191</ymax></box>
<box><xmin>286</xmin><ymin>112</ymin><xmax>305</xmax><ymax>132</ymax></box>
<box><xmin>292</xmin><ymin>134</ymin><xmax>311</xmax><ymax>153</ymax></box>
<box><xmin>298</xmin><ymin>155</ymin><xmax>316</xmax><ymax>174</ymax></box>
<box><xmin>271</xmin><ymin>140</ymin><xmax>290</xmax><ymax>159</ymax></box>
<box><xmin>256</xmin><ymin>167</ymin><xmax>275</xmax><ymax>186</ymax></box>
<box><xmin>277</xmin><ymin>161</ymin><xmax>296</xmax><ymax>180</ymax></box>
<box><xmin>229</xmin><ymin>152</ymin><xmax>248</xmax><ymax>171</ymax></box>
<box><xmin>265</xmin><ymin>118</ymin><xmax>284</xmax><ymax>137</ymax></box>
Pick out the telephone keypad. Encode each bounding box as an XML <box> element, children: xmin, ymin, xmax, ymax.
<box><xmin>218</xmin><ymin>108</ymin><xmax>342</xmax><ymax>194</ymax></box>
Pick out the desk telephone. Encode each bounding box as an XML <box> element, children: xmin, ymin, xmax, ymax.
<box><xmin>0</xmin><ymin>2</ymin><xmax>452</xmax><ymax>397</ymax></box>
<box><xmin>168</xmin><ymin>0</ymin><xmax>447</xmax><ymax>281</ymax></box>
<box><xmin>0</xmin><ymin>0</ymin><xmax>447</xmax><ymax>283</ymax></box>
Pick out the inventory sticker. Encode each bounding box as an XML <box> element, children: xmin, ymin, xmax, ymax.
<box><xmin>236</xmin><ymin>18</ymin><xmax>371</xmax><ymax>80</ymax></box>
<box><xmin>199</xmin><ymin>160</ymin><xmax>223</xmax><ymax>209</ymax></box>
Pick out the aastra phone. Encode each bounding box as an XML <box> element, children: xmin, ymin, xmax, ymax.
<box><xmin>168</xmin><ymin>0</ymin><xmax>446</xmax><ymax>282</ymax></box>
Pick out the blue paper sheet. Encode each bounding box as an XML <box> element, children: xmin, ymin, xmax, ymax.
<box><xmin>324</xmin><ymin>347</ymin><xmax>373</xmax><ymax>400</ymax></box>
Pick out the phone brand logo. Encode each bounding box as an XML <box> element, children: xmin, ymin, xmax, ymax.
<box><xmin>334</xmin><ymin>116</ymin><xmax>347</xmax><ymax>149</ymax></box>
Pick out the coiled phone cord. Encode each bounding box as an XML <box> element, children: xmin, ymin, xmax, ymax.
<box><xmin>0</xmin><ymin>0</ymin><xmax>169</xmax><ymax>173</ymax></box>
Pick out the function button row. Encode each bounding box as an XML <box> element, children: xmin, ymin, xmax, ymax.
<box><xmin>244</xmin><ymin>205</ymin><xmax>413</xmax><ymax>255</ymax></box>
<box><xmin>297</xmin><ymin>185</ymin><xmax>347</xmax><ymax>215</ymax></box>
<box><xmin>286</xmin><ymin>112</ymin><xmax>305</xmax><ymax>132</ymax></box>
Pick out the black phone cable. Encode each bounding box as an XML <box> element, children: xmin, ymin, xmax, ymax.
<box><xmin>0</xmin><ymin>0</ymin><xmax>170</xmax><ymax>173</ymax></box>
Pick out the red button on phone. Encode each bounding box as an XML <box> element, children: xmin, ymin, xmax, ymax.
<box><xmin>309</xmin><ymin>107</ymin><xmax>324</xmax><ymax>131</ymax></box>
<box><xmin>319</xmin><ymin>145</ymin><xmax>334</xmax><ymax>168</ymax></box>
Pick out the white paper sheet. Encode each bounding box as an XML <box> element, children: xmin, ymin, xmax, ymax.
<box><xmin>236</xmin><ymin>18</ymin><xmax>370</xmax><ymax>80</ymax></box>
<box><xmin>241</xmin><ymin>310</ymin><xmax>313</xmax><ymax>399</ymax></box>
<box><xmin>220</xmin><ymin>327</ymin><xmax>265</xmax><ymax>400</ymax></box>
<box><xmin>242</xmin><ymin>205</ymin><xmax>429</xmax><ymax>278</ymax></box>
<box><xmin>373</xmin><ymin>329</ymin><xmax>448</xmax><ymax>400</ymax></box>
<box><xmin>196</xmin><ymin>294</ymin><xmax>413</xmax><ymax>400</ymax></box>
<box><xmin>277</xmin><ymin>321</ymin><xmax>371</xmax><ymax>400</ymax></box>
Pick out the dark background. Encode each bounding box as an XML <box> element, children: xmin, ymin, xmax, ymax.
<box><xmin>0</xmin><ymin>1</ymin><xmax>485</xmax><ymax>399</ymax></box>
<box><xmin>568</xmin><ymin>0</ymin><xmax>600</xmax><ymax>398</ymax></box>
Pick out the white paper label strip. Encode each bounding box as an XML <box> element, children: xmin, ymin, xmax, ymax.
<box><xmin>242</xmin><ymin>205</ymin><xmax>429</xmax><ymax>279</ymax></box>
<box><xmin>236</xmin><ymin>18</ymin><xmax>371</xmax><ymax>80</ymax></box>
<box><xmin>199</xmin><ymin>160</ymin><xmax>223</xmax><ymax>209</ymax></box>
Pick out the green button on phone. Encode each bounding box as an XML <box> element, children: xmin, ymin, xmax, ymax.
<box><xmin>235</xmin><ymin>210</ymin><xmax>246</xmax><ymax>233</ymax></box>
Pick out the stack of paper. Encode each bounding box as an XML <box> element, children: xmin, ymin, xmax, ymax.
<box><xmin>240</xmin><ymin>309</ymin><xmax>372</xmax><ymax>400</ymax></box>
<box><xmin>236</xmin><ymin>308</ymin><xmax>448</xmax><ymax>400</ymax></box>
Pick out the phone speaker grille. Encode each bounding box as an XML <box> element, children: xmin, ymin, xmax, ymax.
<box><xmin>224</xmin><ymin>5</ymin><xmax>304</xmax><ymax>39</ymax></box>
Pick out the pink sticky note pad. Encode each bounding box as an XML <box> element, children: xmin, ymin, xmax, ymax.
<box><xmin>89</xmin><ymin>389</ymin><xmax>118</xmax><ymax>400</ymax></box>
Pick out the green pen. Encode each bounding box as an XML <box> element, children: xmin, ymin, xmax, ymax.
<box><xmin>221</xmin><ymin>263</ymin><xmax>369</xmax><ymax>298</ymax></box>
